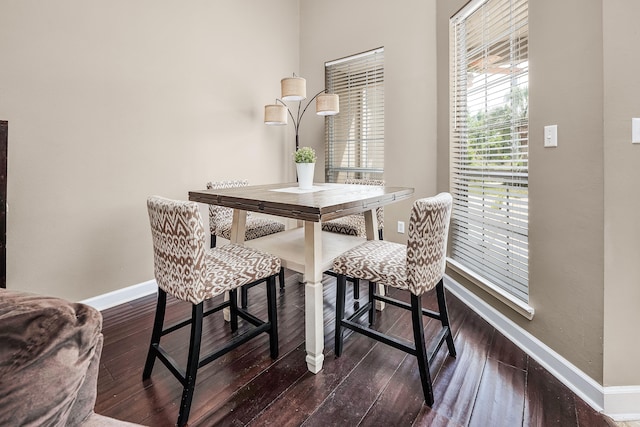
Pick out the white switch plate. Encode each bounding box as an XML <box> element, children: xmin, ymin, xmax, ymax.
<box><xmin>397</xmin><ymin>221</ymin><xmax>405</xmax><ymax>234</ymax></box>
<box><xmin>632</xmin><ymin>118</ymin><xmax>640</xmax><ymax>144</ymax></box>
<box><xmin>544</xmin><ymin>125</ymin><xmax>558</xmax><ymax>147</ymax></box>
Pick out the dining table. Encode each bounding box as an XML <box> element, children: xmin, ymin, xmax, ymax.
<box><xmin>189</xmin><ymin>182</ymin><xmax>414</xmax><ymax>373</ymax></box>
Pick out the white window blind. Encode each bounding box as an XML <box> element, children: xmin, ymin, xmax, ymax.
<box><xmin>325</xmin><ymin>47</ymin><xmax>384</xmax><ymax>183</ymax></box>
<box><xmin>449</xmin><ymin>0</ymin><xmax>529</xmax><ymax>302</ymax></box>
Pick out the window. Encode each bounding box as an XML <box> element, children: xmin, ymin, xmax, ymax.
<box><xmin>325</xmin><ymin>47</ymin><xmax>384</xmax><ymax>183</ymax></box>
<box><xmin>449</xmin><ymin>0</ymin><xmax>530</xmax><ymax>308</ymax></box>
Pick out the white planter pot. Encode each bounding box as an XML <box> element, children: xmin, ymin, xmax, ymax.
<box><xmin>296</xmin><ymin>162</ymin><xmax>315</xmax><ymax>190</ymax></box>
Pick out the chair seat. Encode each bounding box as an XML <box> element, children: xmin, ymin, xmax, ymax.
<box><xmin>321</xmin><ymin>178</ymin><xmax>384</xmax><ymax>238</ymax></box>
<box><xmin>215</xmin><ymin>214</ymin><xmax>285</xmax><ymax>241</ymax></box>
<box><xmin>206</xmin><ymin>180</ymin><xmax>285</xmax><ymax>243</ymax></box>
<box><xmin>333</xmin><ymin>240</ymin><xmax>409</xmax><ymax>292</ymax></box>
<box><xmin>322</xmin><ymin>215</ymin><xmax>366</xmax><ymax>237</ymax></box>
<box><xmin>203</xmin><ymin>243</ymin><xmax>282</xmax><ymax>299</ymax></box>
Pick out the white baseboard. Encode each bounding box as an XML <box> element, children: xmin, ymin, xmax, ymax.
<box><xmin>604</xmin><ymin>386</ymin><xmax>640</xmax><ymax>421</ymax></box>
<box><xmin>80</xmin><ymin>279</ymin><xmax>157</xmax><ymax>311</ymax></box>
<box><xmin>445</xmin><ymin>275</ymin><xmax>640</xmax><ymax>421</ymax></box>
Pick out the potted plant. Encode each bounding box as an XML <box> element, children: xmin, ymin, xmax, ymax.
<box><xmin>293</xmin><ymin>146</ymin><xmax>316</xmax><ymax>190</ymax></box>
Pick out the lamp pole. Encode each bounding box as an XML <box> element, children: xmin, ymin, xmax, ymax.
<box><xmin>276</xmin><ymin>90</ymin><xmax>327</xmax><ymax>152</ymax></box>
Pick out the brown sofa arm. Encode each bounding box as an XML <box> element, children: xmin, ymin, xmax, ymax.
<box><xmin>0</xmin><ymin>289</ymin><xmax>140</xmax><ymax>426</ymax></box>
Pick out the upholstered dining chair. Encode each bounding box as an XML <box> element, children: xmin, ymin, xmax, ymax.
<box><xmin>321</xmin><ymin>178</ymin><xmax>385</xmax><ymax>240</ymax></box>
<box><xmin>207</xmin><ymin>180</ymin><xmax>286</xmax><ymax>248</ymax></box>
<box><xmin>322</xmin><ymin>178</ymin><xmax>385</xmax><ymax>300</ymax></box>
<box><xmin>332</xmin><ymin>192</ymin><xmax>456</xmax><ymax>405</ymax></box>
<box><xmin>144</xmin><ymin>196</ymin><xmax>281</xmax><ymax>427</ymax></box>
<box><xmin>207</xmin><ymin>180</ymin><xmax>286</xmax><ymax>307</ymax></box>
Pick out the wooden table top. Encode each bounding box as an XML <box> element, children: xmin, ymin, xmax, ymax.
<box><xmin>189</xmin><ymin>182</ymin><xmax>414</xmax><ymax>222</ymax></box>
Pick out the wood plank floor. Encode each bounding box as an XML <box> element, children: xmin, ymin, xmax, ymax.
<box><xmin>96</xmin><ymin>269</ymin><xmax>616</xmax><ymax>426</ymax></box>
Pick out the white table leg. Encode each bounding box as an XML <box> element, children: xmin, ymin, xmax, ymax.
<box><xmin>363</xmin><ymin>209</ymin><xmax>379</xmax><ymax>242</ymax></box>
<box><xmin>224</xmin><ymin>209</ymin><xmax>247</xmax><ymax>321</ymax></box>
<box><xmin>304</xmin><ymin>221</ymin><xmax>324</xmax><ymax>373</ymax></box>
<box><xmin>364</xmin><ymin>209</ymin><xmax>386</xmax><ymax>311</ymax></box>
<box><xmin>230</xmin><ymin>209</ymin><xmax>247</xmax><ymax>244</ymax></box>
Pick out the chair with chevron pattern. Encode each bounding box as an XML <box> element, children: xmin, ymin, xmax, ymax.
<box><xmin>332</xmin><ymin>192</ymin><xmax>456</xmax><ymax>405</ymax></box>
<box><xmin>321</xmin><ymin>177</ymin><xmax>385</xmax><ymax>240</ymax></box>
<box><xmin>207</xmin><ymin>180</ymin><xmax>286</xmax><ymax>307</ymax></box>
<box><xmin>207</xmin><ymin>180</ymin><xmax>286</xmax><ymax>248</ymax></box>
<box><xmin>143</xmin><ymin>196</ymin><xmax>281</xmax><ymax>427</ymax></box>
<box><xmin>322</xmin><ymin>178</ymin><xmax>385</xmax><ymax>301</ymax></box>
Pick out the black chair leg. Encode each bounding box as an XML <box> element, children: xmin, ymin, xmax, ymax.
<box><xmin>368</xmin><ymin>281</ymin><xmax>376</xmax><ymax>326</ymax></box>
<box><xmin>378</xmin><ymin>229</ymin><xmax>384</xmax><ymax>240</ymax></box>
<box><xmin>436</xmin><ymin>280</ymin><xmax>456</xmax><ymax>357</ymax></box>
<box><xmin>411</xmin><ymin>294</ymin><xmax>435</xmax><ymax>406</ymax></box>
<box><xmin>210</xmin><ymin>234</ymin><xmax>217</xmax><ymax>248</ymax></box>
<box><xmin>142</xmin><ymin>289</ymin><xmax>166</xmax><ymax>380</ymax></box>
<box><xmin>266</xmin><ymin>275</ymin><xmax>279</xmax><ymax>359</ymax></box>
<box><xmin>335</xmin><ymin>274</ymin><xmax>347</xmax><ymax>357</ymax></box>
<box><xmin>242</xmin><ymin>267</ymin><xmax>284</xmax><ymax>309</ymax></box>
<box><xmin>352</xmin><ymin>278</ymin><xmax>360</xmax><ymax>299</ymax></box>
<box><xmin>229</xmin><ymin>289</ymin><xmax>238</xmax><ymax>332</ymax></box>
<box><xmin>241</xmin><ymin>285</ymin><xmax>249</xmax><ymax>309</ymax></box>
<box><xmin>177</xmin><ymin>303</ymin><xmax>204</xmax><ymax>427</ymax></box>
<box><xmin>279</xmin><ymin>267</ymin><xmax>285</xmax><ymax>292</ymax></box>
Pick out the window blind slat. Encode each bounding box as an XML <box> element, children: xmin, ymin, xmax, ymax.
<box><xmin>450</xmin><ymin>0</ymin><xmax>529</xmax><ymax>303</ymax></box>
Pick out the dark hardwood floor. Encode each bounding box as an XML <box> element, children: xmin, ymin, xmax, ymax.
<box><xmin>96</xmin><ymin>269</ymin><xmax>616</xmax><ymax>426</ymax></box>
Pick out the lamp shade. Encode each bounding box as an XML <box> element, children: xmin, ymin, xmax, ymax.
<box><xmin>281</xmin><ymin>76</ymin><xmax>306</xmax><ymax>101</ymax></box>
<box><xmin>316</xmin><ymin>93</ymin><xmax>339</xmax><ymax>116</ymax></box>
<box><xmin>264</xmin><ymin>104</ymin><xmax>287</xmax><ymax>125</ymax></box>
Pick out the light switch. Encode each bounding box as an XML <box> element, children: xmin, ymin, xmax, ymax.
<box><xmin>632</xmin><ymin>118</ymin><xmax>640</xmax><ymax>144</ymax></box>
<box><xmin>544</xmin><ymin>125</ymin><xmax>558</xmax><ymax>148</ymax></box>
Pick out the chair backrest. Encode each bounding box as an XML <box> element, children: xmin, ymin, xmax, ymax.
<box><xmin>206</xmin><ymin>180</ymin><xmax>249</xmax><ymax>234</ymax></box>
<box><xmin>344</xmin><ymin>178</ymin><xmax>385</xmax><ymax>229</ymax></box>
<box><xmin>406</xmin><ymin>192</ymin><xmax>453</xmax><ymax>296</ymax></box>
<box><xmin>147</xmin><ymin>196</ymin><xmax>209</xmax><ymax>304</ymax></box>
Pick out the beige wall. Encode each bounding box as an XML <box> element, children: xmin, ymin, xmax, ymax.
<box><xmin>300</xmin><ymin>0</ymin><xmax>438</xmax><ymax>241</ymax></box>
<box><xmin>603</xmin><ymin>0</ymin><xmax>640</xmax><ymax>387</ymax></box>
<box><xmin>0</xmin><ymin>0</ymin><xmax>300</xmax><ymax>301</ymax></box>
<box><xmin>437</xmin><ymin>0</ymin><xmax>606</xmax><ymax>383</ymax></box>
